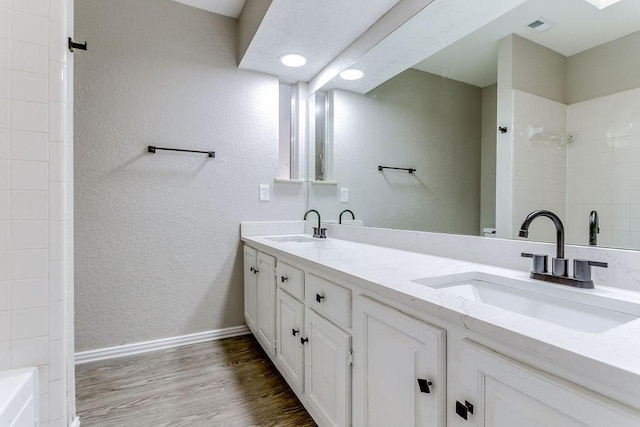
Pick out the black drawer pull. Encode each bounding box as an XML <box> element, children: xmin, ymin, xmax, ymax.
<box><xmin>316</xmin><ymin>294</ymin><xmax>325</xmax><ymax>303</ymax></box>
<box><xmin>417</xmin><ymin>378</ymin><xmax>433</xmax><ymax>393</ymax></box>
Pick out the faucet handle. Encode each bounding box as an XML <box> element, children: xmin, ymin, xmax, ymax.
<box><xmin>521</xmin><ymin>253</ymin><xmax>548</xmax><ymax>273</ymax></box>
<box><xmin>319</xmin><ymin>228</ymin><xmax>327</xmax><ymax>238</ymax></box>
<box><xmin>573</xmin><ymin>259</ymin><xmax>608</xmax><ymax>282</ymax></box>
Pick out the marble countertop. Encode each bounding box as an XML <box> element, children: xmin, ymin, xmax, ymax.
<box><xmin>242</xmin><ymin>233</ymin><xmax>640</xmax><ymax>409</ymax></box>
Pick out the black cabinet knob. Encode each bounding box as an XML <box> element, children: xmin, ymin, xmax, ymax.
<box><xmin>316</xmin><ymin>294</ymin><xmax>325</xmax><ymax>303</ymax></box>
<box><xmin>417</xmin><ymin>378</ymin><xmax>433</xmax><ymax>393</ymax></box>
<box><xmin>456</xmin><ymin>400</ymin><xmax>474</xmax><ymax>420</ymax></box>
<box><xmin>292</xmin><ymin>329</ymin><xmax>299</xmax><ymax>336</ymax></box>
<box><xmin>281</xmin><ymin>276</ymin><xmax>288</xmax><ymax>283</ymax></box>
<box><xmin>300</xmin><ymin>337</ymin><xmax>309</xmax><ymax>345</ymax></box>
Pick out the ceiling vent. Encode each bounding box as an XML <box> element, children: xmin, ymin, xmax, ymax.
<box><xmin>527</xmin><ymin>17</ymin><xmax>555</xmax><ymax>32</ymax></box>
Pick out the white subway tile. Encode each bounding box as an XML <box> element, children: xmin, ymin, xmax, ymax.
<box><xmin>49</xmin><ymin>142</ymin><xmax>64</xmax><ymax>181</ymax></box>
<box><xmin>49</xmin><ymin>181</ymin><xmax>64</xmax><ymax>221</ymax></box>
<box><xmin>0</xmin><ymin>128</ymin><xmax>9</xmax><ymax>159</ymax></box>
<box><xmin>49</xmin><ymin>20</ymin><xmax>65</xmax><ymax>63</ymax></box>
<box><xmin>0</xmin><ymin>220</ymin><xmax>8</xmax><ymax>249</ymax></box>
<box><xmin>11</xmin><ymin>100</ymin><xmax>48</xmax><ymax>132</ymax></box>
<box><xmin>0</xmin><ymin>38</ymin><xmax>10</xmax><ymax>69</ymax></box>
<box><xmin>0</xmin><ymin>251</ymin><xmax>9</xmax><ymax>281</ymax></box>
<box><xmin>0</xmin><ymin>340</ymin><xmax>9</xmax><ymax>370</ymax></box>
<box><xmin>12</xmin><ymin>306</ymin><xmax>48</xmax><ymax>339</ymax></box>
<box><xmin>39</xmin><ymin>393</ymin><xmax>49</xmax><ymax>424</ymax></box>
<box><xmin>49</xmin><ymin>61</ymin><xmax>64</xmax><ymax>103</ymax></box>
<box><xmin>11</xmin><ymin>336</ymin><xmax>47</xmax><ymax>366</ymax></box>
<box><xmin>14</xmin><ymin>0</ymin><xmax>50</xmax><ymax>17</ymax></box>
<box><xmin>49</xmin><ymin>0</ymin><xmax>63</xmax><ymax>23</ymax></box>
<box><xmin>12</xmin><ymin>11</ymin><xmax>48</xmax><ymax>45</ymax></box>
<box><xmin>48</xmin><ymin>299</ymin><xmax>63</xmax><ymax>340</ymax></box>
<box><xmin>0</xmin><ymin>159</ymin><xmax>9</xmax><ymax>188</ymax></box>
<box><xmin>12</xmin><ymin>70</ymin><xmax>48</xmax><ymax>103</ymax></box>
<box><xmin>0</xmin><ymin>190</ymin><xmax>9</xmax><ymax>219</ymax></box>
<box><xmin>37</xmin><ymin>365</ymin><xmax>48</xmax><ymax>394</ymax></box>
<box><xmin>49</xmin><ymin>339</ymin><xmax>64</xmax><ymax>380</ymax></box>
<box><xmin>0</xmin><ymin>99</ymin><xmax>9</xmax><ymax>128</ymax></box>
<box><xmin>0</xmin><ymin>8</ymin><xmax>11</xmax><ymax>40</ymax></box>
<box><xmin>49</xmin><ymin>101</ymin><xmax>64</xmax><ymax>141</ymax></box>
<box><xmin>631</xmin><ymin>218</ymin><xmax>640</xmax><ymax>232</ymax></box>
<box><xmin>0</xmin><ymin>311</ymin><xmax>9</xmax><ymax>340</ymax></box>
<box><xmin>11</xmin><ymin>190</ymin><xmax>47</xmax><ymax>219</ymax></box>
<box><xmin>630</xmin><ymin>232</ymin><xmax>640</xmax><ymax>249</ymax></box>
<box><xmin>12</xmin><ymin>220</ymin><xmax>48</xmax><ymax>249</ymax></box>
<box><xmin>49</xmin><ymin>221</ymin><xmax>64</xmax><ymax>261</ymax></box>
<box><xmin>48</xmin><ymin>260</ymin><xmax>64</xmax><ymax>301</ymax></box>
<box><xmin>12</xmin><ymin>278</ymin><xmax>48</xmax><ymax>308</ymax></box>
<box><xmin>12</xmin><ymin>41</ymin><xmax>48</xmax><ymax>74</ymax></box>
<box><xmin>11</xmin><ymin>160</ymin><xmax>48</xmax><ymax>190</ymax></box>
<box><xmin>0</xmin><ymin>68</ymin><xmax>9</xmax><ymax>98</ymax></box>
<box><xmin>48</xmin><ymin>378</ymin><xmax>66</xmax><ymax>420</ymax></box>
<box><xmin>0</xmin><ymin>280</ymin><xmax>9</xmax><ymax>310</ymax></box>
<box><xmin>11</xmin><ymin>130</ymin><xmax>48</xmax><ymax>161</ymax></box>
<box><xmin>11</xmin><ymin>248</ymin><xmax>48</xmax><ymax>279</ymax></box>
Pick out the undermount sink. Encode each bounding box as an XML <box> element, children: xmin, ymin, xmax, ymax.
<box><xmin>412</xmin><ymin>272</ymin><xmax>640</xmax><ymax>333</ymax></box>
<box><xmin>265</xmin><ymin>235</ymin><xmax>319</xmax><ymax>243</ymax></box>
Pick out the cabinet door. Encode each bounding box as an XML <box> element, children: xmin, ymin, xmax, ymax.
<box><xmin>460</xmin><ymin>339</ymin><xmax>640</xmax><ymax>427</ymax></box>
<box><xmin>304</xmin><ymin>308</ymin><xmax>351</xmax><ymax>427</ymax></box>
<box><xmin>276</xmin><ymin>289</ymin><xmax>304</xmax><ymax>394</ymax></box>
<box><xmin>243</xmin><ymin>246</ymin><xmax>258</xmax><ymax>334</ymax></box>
<box><xmin>353</xmin><ymin>296</ymin><xmax>446</xmax><ymax>427</ymax></box>
<box><xmin>256</xmin><ymin>252</ymin><xmax>277</xmax><ymax>357</ymax></box>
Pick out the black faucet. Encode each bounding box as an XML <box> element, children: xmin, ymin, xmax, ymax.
<box><xmin>589</xmin><ymin>210</ymin><xmax>599</xmax><ymax>246</ymax></box>
<box><xmin>304</xmin><ymin>209</ymin><xmax>326</xmax><ymax>238</ymax></box>
<box><xmin>519</xmin><ymin>209</ymin><xmax>608</xmax><ymax>288</ymax></box>
<box><xmin>339</xmin><ymin>209</ymin><xmax>355</xmax><ymax>224</ymax></box>
<box><xmin>518</xmin><ymin>210</ymin><xmax>567</xmax><ymax>276</ymax></box>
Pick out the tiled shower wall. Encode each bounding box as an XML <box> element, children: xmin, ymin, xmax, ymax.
<box><xmin>510</xmin><ymin>87</ymin><xmax>640</xmax><ymax>250</ymax></box>
<box><xmin>511</xmin><ymin>89</ymin><xmax>567</xmax><ymax>243</ymax></box>
<box><xmin>567</xmin><ymin>87</ymin><xmax>640</xmax><ymax>249</ymax></box>
<box><xmin>0</xmin><ymin>0</ymin><xmax>70</xmax><ymax>426</ymax></box>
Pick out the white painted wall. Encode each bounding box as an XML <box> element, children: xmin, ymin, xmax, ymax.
<box><xmin>309</xmin><ymin>69</ymin><xmax>482</xmax><ymax>235</ymax></box>
<box><xmin>0</xmin><ymin>0</ymin><xmax>72</xmax><ymax>425</ymax></box>
<box><xmin>74</xmin><ymin>0</ymin><xmax>306</xmax><ymax>352</ymax></box>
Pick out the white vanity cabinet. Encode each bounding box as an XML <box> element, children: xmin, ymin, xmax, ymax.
<box><xmin>244</xmin><ymin>246</ymin><xmax>277</xmax><ymax>355</ymax></box>
<box><xmin>353</xmin><ymin>296</ymin><xmax>446</xmax><ymax>427</ymax></box>
<box><xmin>243</xmin><ymin>246</ymin><xmax>258</xmax><ymax>334</ymax></box>
<box><xmin>457</xmin><ymin>340</ymin><xmax>640</xmax><ymax>427</ymax></box>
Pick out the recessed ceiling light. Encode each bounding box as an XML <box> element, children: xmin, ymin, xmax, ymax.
<box><xmin>280</xmin><ymin>54</ymin><xmax>307</xmax><ymax>68</ymax></box>
<box><xmin>339</xmin><ymin>69</ymin><xmax>364</xmax><ymax>81</ymax></box>
<box><xmin>583</xmin><ymin>0</ymin><xmax>622</xmax><ymax>9</ymax></box>
<box><xmin>526</xmin><ymin>17</ymin><xmax>555</xmax><ymax>32</ymax></box>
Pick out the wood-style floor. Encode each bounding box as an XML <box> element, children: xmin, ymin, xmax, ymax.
<box><xmin>76</xmin><ymin>335</ymin><xmax>317</xmax><ymax>426</ymax></box>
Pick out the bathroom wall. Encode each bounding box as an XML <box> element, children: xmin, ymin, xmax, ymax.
<box><xmin>0</xmin><ymin>0</ymin><xmax>72</xmax><ymax>425</ymax></box>
<box><xmin>74</xmin><ymin>0</ymin><xmax>306</xmax><ymax>351</ymax></box>
<box><xmin>310</xmin><ymin>68</ymin><xmax>482</xmax><ymax>235</ymax></box>
<box><xmin>567</xmin><ymin>30</ymin><xmax>640</xmax><ymax>104</ymax></box>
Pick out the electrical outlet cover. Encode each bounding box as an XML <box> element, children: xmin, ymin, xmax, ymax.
<box><xmin>259</xmin><ymin>184</ymin><xmax>270</xmax><ymax>201</ymax></box>
<box><xmin>340</xmin><ymin>187</ymin><xmax>349</xmax><ymax>203</ymax></box>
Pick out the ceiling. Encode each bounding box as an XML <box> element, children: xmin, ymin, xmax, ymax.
<box><xmin>413</xmin><ymin>0</ymin><xmax>640</xmax><ymax>88</ymax></box>
<box><xmin>171</xmin><ymin>0</ymin><xmax>246</xmax><ymax>18</ymax></box>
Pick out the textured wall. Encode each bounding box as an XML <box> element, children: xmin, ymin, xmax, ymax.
<box><xmin>0</xmin><ymin>0</ymin><xmax>72</xmax><ymax>424</ymax></box>
<box><xmin>74</xmin><ymin>0</ymin><xmax>306</xmax><ymax>351</ymax></box>
<box><xmin>309</xmin><ymin>68</ymin><xmax>481</xmax><ymax>235</ymax></box>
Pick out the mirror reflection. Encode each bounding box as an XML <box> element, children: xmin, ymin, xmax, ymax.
<box><xmin>308</xmin><ymin>0</ymin><xmax>640</xmax><ymax>250</ymax></box>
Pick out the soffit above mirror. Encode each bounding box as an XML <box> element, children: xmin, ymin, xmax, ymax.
<box><xmin>170</xmin><ymin>0</ymin><xmax>246</xmax><ymax>18</ymax></box>
<box><xmin>236</xmin><ymin>0</ymin><xmax>402</xmax><ymax>83</ymax></box>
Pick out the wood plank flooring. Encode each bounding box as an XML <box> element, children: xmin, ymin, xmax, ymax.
<box><xmin>76</xmin><ymin>335</ymin><xmax>317</xmax><ymax>426</ymax></box>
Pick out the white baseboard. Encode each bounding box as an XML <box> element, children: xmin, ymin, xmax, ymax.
<box><xmin>69</xmin><ymin>416</ymin><xmax>81</xmax><ymax>427</ymax></box>
<box><xmin>75</xmin><ymin>325</ymin><xmax>251</xmax><ymax>365</ymax></box>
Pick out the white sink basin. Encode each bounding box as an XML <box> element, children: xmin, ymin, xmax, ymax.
<box><xmin>412</xmin><ymin>272</ymin><xmax>640</xmax><ymax>333</ymax></box>
<box><xmin>265</xmin><ymin>235</ymin><xmax>319</xmax><ymax>243</ymax></box>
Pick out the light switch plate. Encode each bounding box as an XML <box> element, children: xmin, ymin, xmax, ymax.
<box><xmin>259</xmin><ymin>184</ymin><xmax>270</xmax><ymax>201</ymax></box>
<box><xmin>340</xmin><ymin>187</ymin><xmax>349</xmax><ymax>203</ymax></box>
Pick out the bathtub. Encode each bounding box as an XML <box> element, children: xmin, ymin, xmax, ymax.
<box><xmin>0</xmin><ymin>368</ymin><xmax>38</xmax><ymax>427</ymax></box>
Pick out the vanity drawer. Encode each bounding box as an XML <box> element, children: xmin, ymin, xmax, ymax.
<box><xmin>306</xmin><ymin>274</ymin><xmax>351</xmax><ymax>329</ymax></box>
<box><xmin>277</xmin><ymin>261</ymin><xmax>304</xmax><ymax>300</ymax></box>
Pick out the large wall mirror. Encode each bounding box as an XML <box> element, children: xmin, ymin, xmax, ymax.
<box><xmin>307</xmin><ymin>0</ymin><xmax>640</xmax><ymax>250</ymax></box>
